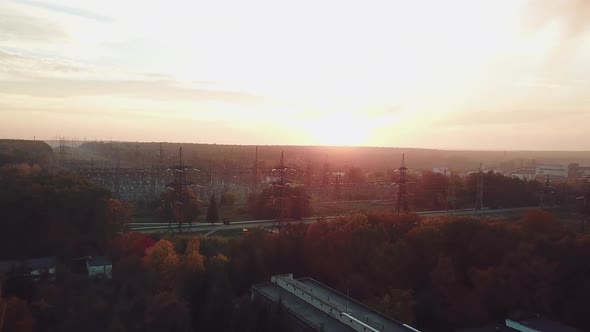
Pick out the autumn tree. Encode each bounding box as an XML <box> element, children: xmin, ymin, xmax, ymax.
<box><xmin>144</xmin><ymin>239</ymin><xmax>179</xmax><ymax>286</ymax></box>
<box><xmin>109</xmin><ymin>232</ymin><xmax>155</xmax><ymax>261</ymax></box>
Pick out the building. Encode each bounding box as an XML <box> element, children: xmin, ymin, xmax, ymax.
<box><xmin>505</xmin><ymin>319</ymin><xmax>581</xmax><ymax>332</ymax></box>
<box><xmin>535</xmin><ymin>164</ymin><xmax>568</xmax><ymax>179</ymax></box>
<box><xmin>0</xmin><ymin>257</ymin><xmax>57</xmax><ymax>279</ymax></box>
<box><xmin>252</xmin><ymin>274</ymin><xmax>420</xmax><ymax>332</ymax></box>
<box><xmin>568</xmin><ymin>163</ymin><xmax>590</xmax><ymax>180</ymax></box>
<box><xmin>432</xmin><ymin>168</ymin><xmax>450</xmax><ymax>176</ymax></box>
<box><xmin>457</xmin><ymin>319</ymin><xmax>581</xmax><ymax>332</ymax></box>
<box><xmin>86</xmin><ymin>256</ymin><xmax>112</xmax><ymax>278</ymax></box>
<box><xmin>508</xmin><ymin>168</ymin><xmax>536</xmax><ymax>181</ymax></box>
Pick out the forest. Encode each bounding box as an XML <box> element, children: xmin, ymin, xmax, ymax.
<box><xmin>1</xmin><ymin>142</ymin><xmax>589</xmax><ymax>331</ymax></box>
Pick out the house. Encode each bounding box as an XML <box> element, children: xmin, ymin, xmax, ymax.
<box><xmin>86</xmin><ymin>256</ymin><xmax>112</xmax><ymax>278</ymax></box>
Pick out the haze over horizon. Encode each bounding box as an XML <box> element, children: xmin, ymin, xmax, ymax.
<box><xmin>1</xmin><ymin>0</ymin><xmax>589</xmax><ymax>150</ymax></box>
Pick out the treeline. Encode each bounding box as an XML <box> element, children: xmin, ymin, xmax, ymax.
<box><xmin>0</xmin><ymin>140</ymin><xmax>54</xmax><ymax>169</ymax></box>
<box><xmin>1</xmin><ymin>233</ymin><xmax>293</xmax><ymax>332</ymax></box>
<box><xmin>0</xmin><ymin>165</ymin><xmax>132</xmax><ymax>260</ymax></box>
<box><xmin>412</xmin><ymin>171</ymin><xmax>544</xmax><ymax>210</ymax></box>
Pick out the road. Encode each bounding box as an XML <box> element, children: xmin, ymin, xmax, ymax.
<box><xmin>125</xmin><ymin>206</ymin><xmax>542</xmax><ymax>235</ymax></box>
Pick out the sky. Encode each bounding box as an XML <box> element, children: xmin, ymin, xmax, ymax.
<box><xmin>1</xmin><ymin>0</ymin><xmax>589</xmax><ymax>150</ymax></box>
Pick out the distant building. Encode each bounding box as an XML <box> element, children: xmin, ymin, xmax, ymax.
<box><xmin>252</xmin><ymin>274</ymin><xmax>420</xmax><ymax>332</ymax></box>
<box><xmin>0</xmin><ymin>257</ymin><xmax>57</xmax><ymax>279</ymax></box>
<box><xmin>433</xmin><ymin>167</ymin><xmax>450</xmax><ymax>175</ymax></box>
<box><xmin>86</xmin><ymin>256</ymin><xmax>112</xmax><ymax>279</ymax></box>
<box><xmin>568</xmin><ymin>163</ymin><xmax>590</xmax><ymax>180</ymax></box>
<box><xmin>508</xmin><ymin>168</ymin><xmax>536</xmax><ymax>181</ymax></box>
<box><xmin>535</xmin><ymin>164</ymin><xmax>568</xmax><ymax>179</ymax></box>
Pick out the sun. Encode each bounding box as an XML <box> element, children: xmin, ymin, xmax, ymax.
<box><xmin>305</xmin><ymin>114</ymin><xmax>371</xmax><ymax>146</ymax></box>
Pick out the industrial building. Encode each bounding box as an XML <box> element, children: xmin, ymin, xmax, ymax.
<box><xmin>251</xmin><ymin>274</ymin><xmax>420</xmax><ymax>332</ymax></box>
<box><xmin>568</xmin><ymin>163</ymin><xmax>590</xmax><ymax>180</ymax></box>
<box><xmin>535</xmin><ymin>164</ymin><xmax>568</xmax><ymax>179</ymax></box>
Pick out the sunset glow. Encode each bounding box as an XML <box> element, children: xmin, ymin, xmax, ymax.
<box><xmin>1</xmin><ymin>0</ymin><xmax>590</xmax><ymax>149</ymax></box>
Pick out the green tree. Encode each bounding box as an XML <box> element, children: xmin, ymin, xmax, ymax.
<box><xmin>160</xmin><ymin>187</ymin><xmax>200</xmax><ymax>225</ymax></box>
<box><xmin>207</xmin><ymin>194</ymin><xmax>219</xmax><ymax>225</ymax></box>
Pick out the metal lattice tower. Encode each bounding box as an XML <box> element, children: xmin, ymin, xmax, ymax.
<box><xmin>576</xmin><ymin>180</ymin><xmax>590</xmax><ymax>231</ymax></box>
<box><xmin>394</xmin><ymin>154</ymin><xmax>410</xmax><ymax>214</ymax></box>
<box><xmin>335</xmin><ymin>168</ymin><xmax>343</xmax><ymax>200</ymax></box>
<box><xmin>321</xmin><ymin>154</ymin><xmax>329</xmax><ymax>201</ymax></box>
<box><xmin>269</xmin><ymin>151</ymin><xmax>293</xmax><ymax>228</ymax></box>
<box><xmin>57</xmin><ymin>137</ymin><xmax>67</xmax><ymax>169</ymax></box>
<box><xmin>168</xmin><ymin>147</ymin><xmax>196</xmax><ymax>230</ymax></box>
<box><xmin>445</xmin><ymin>171</ymin><xmax>457</xmax><ymax>215</ymax></box>
<box><xmin>253</xmin><ymin>146</ymin><xmax>259</xmax><ymax>194</ymax></box>
<box><xmin>474</xmin><ymin>163</ymin><xmax>484</xmax><ymax>216</ymax></box>
<box><xmin>539</xmin><ymin>175</ymin><xmax>555</xmax><ymax>208</ymax></box>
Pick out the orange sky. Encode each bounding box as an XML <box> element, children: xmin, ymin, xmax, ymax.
<box><xmin>1</xmin><ymin>0</ymin><xmax>590</xmax><ymax>150</ymax></box>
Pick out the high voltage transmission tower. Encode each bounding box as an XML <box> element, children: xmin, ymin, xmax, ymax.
<box><xmin>445</xmin><ymin>170</ymin><xmax>457</xmax><ymax>215</ymax></box>
<box><xmin>474</xmin><ymin>163</ymin><xmax>484</xmax><ymax>216</ymax></box>
<box><xmin>253</xmin><ymin>146</ymin><xmax>259</xmax><ymax>194</ymax></box>
<box><xmin>393</xmin><ymin>154</ymin><xmax>411</xmax><ymax>214</ymax></box>
<box><xmin>167</xmin><ymin>147</ymin><xmax>200</xmax><ymax>231</ymax></box>
<box><xmin>270</xmin><ymin>151</ymin><xmax>289</xmax><ymax>228</ymax></box>
<box><xmin>321</xmin><ymin>154</ymin><xmax>329</xmax><ymax>201</ymax></box>
<box><xmin>539</xmin><ymin>175</ymin><xmax>555</xmax><ymax>208</ymax></box>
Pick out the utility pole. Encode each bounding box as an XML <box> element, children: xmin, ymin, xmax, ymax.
<box><xmin>474</xmin><ymin>163</ymin><xmax>484</xmax><ymax>216</ymax></box>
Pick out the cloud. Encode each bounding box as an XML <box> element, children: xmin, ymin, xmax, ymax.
<box><xmin>522</xmin><ymin>0</ymin><xmax>590</xmax><ymax>59</ymax></box>
<box><xmin>0</xmin><ymin>51</ymin><xmax>266</xmax><ymax>104</ymax></box>
<box><xmin>436</xmin><ymin>108</ymin><xmax>588</xmax><ymax>128</ymax></box>
<box><xmin>0</xmin><ymin>9</ymin><xmax>67</xmax><ymax>43</ymax></box>
<box><xmin>0</xmin><ymin>51</ymin><xmax>86</xmax><ymax>78</ymax></box>
<box><xmin>0</xmin><ymin>77</ymin><xmax>265</xmax><ymax>103</ymax></box>
<box><xmin>15</xmin><ymin>0</ymin><xmax>114</xmax><ymax>22</ymax></box>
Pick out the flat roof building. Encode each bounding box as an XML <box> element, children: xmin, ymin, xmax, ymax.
<box><xmin>457</xmin><ymin>319</ymin><xmax>581</xmax><ymax>332</ymax></box>
<box><xmin>252</xmin><ymin>274</ymin><xmax>420</xmax><ymax>332</ymax></box>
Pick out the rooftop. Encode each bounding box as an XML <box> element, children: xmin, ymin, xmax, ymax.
<box><xmin>253</xmin><ymin>274</ymin><xmax>419</xmax><ymax>332</ymax></box>
<box><xmin>87</xmin><ymin>256</ymin><xmax>112</xmax><ymax>267</ymax></box>
<box><xmin>506</xmin><ymin>319</ymin><xmax>582</xmax><ymax>332</ymax></box>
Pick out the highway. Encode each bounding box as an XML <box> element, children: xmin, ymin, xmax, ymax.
<box><xmin>126</xmin><ymin>206</ymin><xmax>542</xmax><ymax>235</ymax></box>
